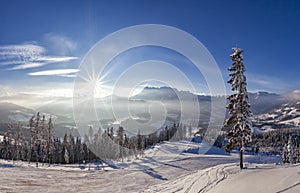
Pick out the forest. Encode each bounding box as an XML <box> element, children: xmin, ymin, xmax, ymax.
<box><xmin>1</xmin><ymin>112</ymin><xmax>300</xmax><ymax>166</ymax></box>
<box><xmin>0</xmin><ymin>112</ymin><xmax>192</xmax><ymax>166</ymax></box>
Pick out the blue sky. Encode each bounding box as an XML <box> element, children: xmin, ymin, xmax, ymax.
<box><xmin>0</xmin><ymin>0</ymin><xmax>299</xmax><ymax>104</ymax></box>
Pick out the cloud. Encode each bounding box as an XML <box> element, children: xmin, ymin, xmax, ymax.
<box><xmin>8</xmin><ymin>62</ymin><xmax>47</xmax><ymax>70</ymax></box>
<box><xmin>37</xmin><ymin>56</ymin><xmax>78</xmax><ymax>63</ymax></box>
<box><xmin>28</xmin><ymin>69</ymin><xmax>79</xmax><ymax>77</ymax></box>
<box><xmin>0</xmin><ymin>83</ymin><xmax>76</xmax><ymax>109</ymax></box>
<box><xmin>0</xmin><ymin>85</ymin><xmax>15</xmax><ymax>98</ymax></box>
<box><xmin>44</xmin><ymin>33</ymin><xmax>77</xmax><ymax>54</ymax></box>
<box><xmin>0</xmin><ymin>43</ymin><xmax>45</xmax><ymax>60</ymax></box>
<box><xmin>59</xmin><ymin>74</ymin><xmax>77</xmax><ymax>78</ymax></box>
<box><xmin>0</xmin><ymin>60</ymin><xmax>26</xmax><ymax>66</ymax></box>
<box><xmin>0</xmin><ymin>43</ymin><xmax>78</xmax><ymax>70</ymax></box>
<box><xmin>247</xmin><ymin>73</ymin><xmax>290</xmax><ymax>93</ymax></box>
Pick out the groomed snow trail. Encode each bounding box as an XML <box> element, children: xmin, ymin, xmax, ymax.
<box><xmin>0</xmin><ymin>141</ymin><xmax>286</xmax><ymax>193</ymax></box>
<box><xmin>0</xmin><ymin>141</ymin><xmax>239</xmax><ymax>193</ymax></box>
<box><xmin>144</xmin><ymin>163</ymin><xmax>300</xmax><ymax>193</ymax></box>
<box><xmin>143</xmin><ymin>163</ymin><xmax>237</xmax><ymax>193</ymax></box>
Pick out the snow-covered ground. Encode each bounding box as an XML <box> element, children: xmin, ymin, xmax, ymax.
<box><xmin>252</xmin><ymin>125</ymin><xmax>275</xmax><ymax>134</ymax></box>
<box><xmin>0</xmin><ymin>140</ymin><xmax>298</xmax><ymax>193</ymax></box>
<box><xmin>144</xmin><ymin>163</ymin><xmax>300</xmax><ymax>193</ymax></box>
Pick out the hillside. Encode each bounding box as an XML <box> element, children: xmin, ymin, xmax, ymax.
<box><xmin>254</xmin><ymin>101</ymin><xmax>300</xmax><ymax>128</ymax></box>
<box><xmin>0</xmin><ymin>102</ymin><xmax>34</xmax><ymax>122</ymax></box>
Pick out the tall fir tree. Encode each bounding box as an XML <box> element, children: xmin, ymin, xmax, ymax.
<box><xmin>116</xmin><ymin>126</ymin><xmax>124</xmax><ymax>162</ymax></box>
<box><xmin>282</xmin><ymin>144</ymin><xmax>288</xmax><ymax>164</ymax></box>
<box><xmin>47</xmin><ymin>117</ymin><xmax>54</xmax><ymax>165</ymax></box>
<box><xmin>287</xmin><ymin>135</ymin><xmax>293</xmax><ymax>164</ymax></box>
<box><xmin>225</xmin><ymin>47</ymin><xmax>253</xmax><ymax>169</ymax></box>
<box><xmin>15</xmin><ymin>123</ymin><xmax>25</xmax><ymax>161</ymax></box>
<box><xmin>29</xmin><ymin>112</ymin><xmax>42</xmax><ymax>167</ymax></box>
<box><xmin>3</xmin><ymin>124</ymin><xmax>13</xmax><ymax>160</ymax></box>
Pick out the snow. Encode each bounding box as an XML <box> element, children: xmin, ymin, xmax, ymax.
<box><xmin>281</xmin><ymin>116</ymin><xmax>300</xmax><ymax>125</ymax></box>
<box><xmin>208</xmin><ymin>164</ymin><xmax>300</xmax><ymax>193</ymax></box>
<box><xmin>144</xmin><ymin>163</ymin><xmax>300</xmax><ymax>193</ymax></box>
<box><xmin>183</xmin><ymin>141</ymin><xmax>230</xmax><ymax>156</ymax></box>
<box><xmin>0</xmin><ymin>140</ymin><xmax>298</xmax><ymax>193</ymax></box>
<box><xmin>252</xmin><ymin>126</ymin><xmax>275</xmax><ymax>134</ymax></box>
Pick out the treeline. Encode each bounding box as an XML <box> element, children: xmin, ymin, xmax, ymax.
<box><xmin>87</xmin><ymin>122</ymin><xmax>192</xmax><ymax>162</ymax></box>
<box><xmin>250</xmin><ymin>128</ymin><xmax>300</xmax><ymax>154</ymax></box>
<box><xmin>282</xmin><ymin>135</ymin><xmax>300</xmax><ymax>164</ymax></box>
<box><xmin>0</xmin><ymin>113</ymin><xmax>192</xmax><ymax>166</ymax></box>
<box><xmin>0</xmin><ymin>113</ymin><xmax>58</xmax><ymax>166</ymax></box>
<box><xmin>246</xmin><ymin>128</ymin><xmax>300</xmax><ymax>164</ymax></box>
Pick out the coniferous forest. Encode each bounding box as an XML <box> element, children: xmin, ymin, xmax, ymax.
<box><xmin>0</xmin><ymin>112</ymin><xmax>192</xmax><ymax>166</ymax></box>
<box><xmin>1</xmin><ymin>112</ymin><xmax>300</xmax><ymax>166</ymax></box>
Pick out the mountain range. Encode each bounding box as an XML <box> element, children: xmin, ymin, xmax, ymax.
<box><xmin>0</xmin><ymin>87</ymin><xmax>299</xmax><ymax>136</ymax></box>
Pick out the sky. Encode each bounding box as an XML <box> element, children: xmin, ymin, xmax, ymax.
<box><xmin>0</xmin><ymin>0</ymin><xmax>299</xmax><ymax>107</ymax></box>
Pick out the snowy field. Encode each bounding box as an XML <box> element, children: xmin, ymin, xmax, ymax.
<box><xmin>0</xmin><ymin>141</ymin><xmax>299</xmax><ymax>193</ymax></box>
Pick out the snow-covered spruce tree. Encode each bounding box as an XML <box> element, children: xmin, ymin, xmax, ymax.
<box><xmin>225</xmin><ymin>47</ymin><xmax>253</xmax><ymax>169</ymax></box>
<box><xmin>293</xmin><ymin>144</ymin><xmax>298</xmax><ymax>164</ymax></box>
<box><xmin>116</xmin><ymin>126</ymin><xmax>124</xmax><ymax>162</ymax></box>
<box><xmin>287</xmin><ymin>135</ymin><xmax>293</xmax><ymax>164</ymax></box>
<box><xmin>29</xmin><ymin>112</ymin><xmax>42</xmax><ymax>167</ymax></box>
<box><xmin>47</xmin><ymin>117</ymin><xmax>54</xmax><ymax>165</ymax></box>
<box><xmin>282</xmin><ymin>144</ymin><xmax>288</xmax><ymax>164</ymax></box>
<box><xmin>4</xmin><ymin>124</ymin><xmax>14</xmax><ymax>160</ymax></box>
<box><xmin>296</xmin><ymin>144</ymin><xmax>300</xmax><ymax>163</ymax></box>
<box><xmin>15</xmin><ymin>123</ymin><xmax>26</xmax><ymax>161</ymax></box>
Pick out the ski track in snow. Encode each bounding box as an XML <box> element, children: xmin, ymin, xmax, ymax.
<box><xmin>143</xmin><ymin>163</ymin><xmax>236</xmax><ymax>193</ymax></box>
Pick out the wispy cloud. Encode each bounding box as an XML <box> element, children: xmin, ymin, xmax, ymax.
<box><xmin>247</xmin><ymin>73</ymin><xmax>290</xmax><ymax>93</ymax></box>
<box><xmin>37</xmin><ymin>56</ymin><xmax>78</xmax><ymax>63</ymax></box>
<box><xmin>44</xmin><ymin>33</ymin><xmax>77</xmax><ymax>55</ymax></box>
<box><xmin>0</xmin><ymin>43</ymin><xmax>45</xmax><ymax>60</ymax></box>
<box><xmin>0</xmin><ymin>43</ymin><xmax>78</xmax><ymax>70</ymax></box>
<box><xmin>0</xmin><ymin>83</ymin><xmax>75</xmax><ymax>108</ymax></box>
<box><xmin>28</xmin><ymin>69</ymin><xmax>79</xmax><ymax>77</ymax></box>
<box><xmin>8</xmin><ymin>62</ymin><xmax>47</xmax><ymax>70</ymax></box>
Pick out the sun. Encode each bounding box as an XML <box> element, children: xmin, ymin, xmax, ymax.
<box><xmin>94</xmin><ymin>78</ymin><xmax>112</xmax><ymax>98</ymax></box>
<box><xmin>76</xmin><ymin>61</ymin><xmax>113</xmax><ymax>99</ymax></box>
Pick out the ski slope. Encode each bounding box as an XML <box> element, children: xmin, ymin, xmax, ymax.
<box><xmin>144</xmin><ymin>163</ymin><xmax>300</xmax><ymax>193</ymax></box>
<box><xmin>0</xmin><ymin>140</ymin><xmax>298</xmax><ymax>193</ymax></box>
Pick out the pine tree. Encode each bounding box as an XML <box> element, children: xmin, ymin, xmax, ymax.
<box><xmin>15</xmin><ymin>123</ymin><xmax>25</xmax><ymax>161</ymax></box>
<box><xmin>47</xmin><ymin>117</ymin><xmax>54</xmax><ymax>165</ymax></box>
<box><xmin>123</xmin><ymin>133</ymin><xmax>130</xmax><ymax>158</ymax></box>
<box><xmin>62</xmin><ymin>133</ymin><xmax>70</xmax><ymax>164</ymax></box>
<box><xmin>116</xmin><ymin>126</ymin><xmax>124</xmax><ymax>162</ymax></box>
<box><xmin>282</xmin><ymin>144</ymin><xmax>288</xmax><ymax>164</ymax></box>
<box><xmin>225</xmin><ymin>47</ymin><xmax>253</xmax><ymax>169</ymax></box>
<box><xmin>287</xmin><ymin>135</ymin><xmax>293</xmax><ymax>164</ymax></box>
<box><xmin>29</xmin><ymin>112</ymin><xmax>42</xmax><ymax>167</ymax></box>
<box><xmin>137</xmin><ymin>129</ymin><xmax>144</xmax><ymax>156</ymax></box>
<box><xmin>109</xmin><ymin>127</ymin><xmax>114</xmax><ymax>140</ymax></box>
<box><xmin>2</xmin><ymin>126</ymin><xmax>12</xmax><ymax>160</ymax></box>
<box><xmin>69</xmin><ymin>133</ymin><xmax>75</xmax><ymax>164</ymax></box>
<box><xmin>40</xmin><ymin>115</ymin><xmax>47</xmax><ymax>165</ymax></box>
<box><xmin>293</xmin><ymin>145</ymin><xmax>298</xmax><ymax>164</ymax></box>
<box><xmin>64</xmin><ymin>149</ymin><xmax>69</xmax><ymax>164</ymax></box>
<box><xmin>91</xmin><ymin>128</ymin><xmax>102</xmax><ymax>159</ymax></box>
<box><xmin>296</xmin><ymin>144</ymin><xmax>300</xmax><ymax>163</ymax></box>
<box><xmin>88</xmin><ymin>126</ymin><xmax>94</xmax><ymax>142</ymax></box>
<box><xmin>74</xmin><ymin>136</ymin><xmax>80</xmax><ymax>163</ymax></box>
<box><xmin>4</xmin><ymin>124</ymin><xmax>14</xmax><ymax>160</ymax></box>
